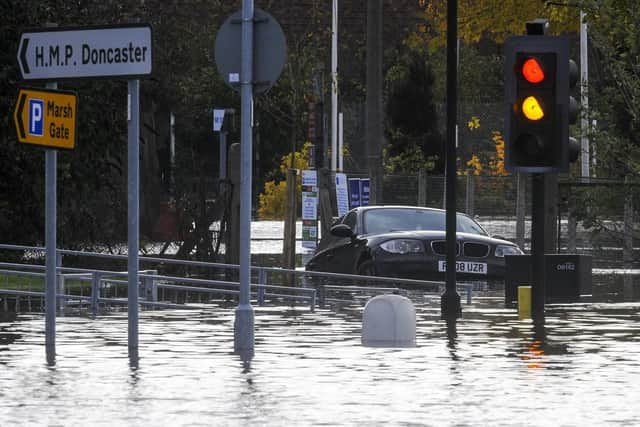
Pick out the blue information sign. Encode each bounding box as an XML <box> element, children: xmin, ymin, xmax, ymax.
<box><xmin>360</xmin><ymin>178</ymin><xmax>370</xmax><ymax>206</ymax></box>
<box><xmin>348</xmin><ymin>178</ymin><xmax>361</xmax><ymax>209</ymax></box>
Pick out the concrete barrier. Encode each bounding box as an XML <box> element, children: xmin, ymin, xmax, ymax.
<box><xmin>361</xmin><ymin>294</ymin><xmax>416</xmax><ymax>347</ymax></box>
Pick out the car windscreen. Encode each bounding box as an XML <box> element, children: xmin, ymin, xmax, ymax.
<box><xmin>363</xmin><ymin>208</ymin><xmax>488</xmax><ymax>236</ymax></box>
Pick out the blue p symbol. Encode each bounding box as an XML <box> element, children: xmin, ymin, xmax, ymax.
<box><xmin>29</xmin><ymin>99</ymin><xmax>44</xmax><ymax>137</ymax></box>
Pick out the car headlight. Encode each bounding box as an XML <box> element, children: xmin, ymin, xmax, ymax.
<box><xmin>379</xmin><ymin>239</ymin><xmax>425</xmax><ymax>254</ymax></box>
<box><xmin>495</xmin><ymin>244</ymin><xmax>524</xmax><ymax>257</ymax></box>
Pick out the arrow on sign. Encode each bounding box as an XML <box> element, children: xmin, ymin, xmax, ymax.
<box><xmin>15</xmin><ymin>92</ymin><xmax>27</xmax><ymax>139</ymax></box>
<box><xmin>18</xmin><ymin>37</ymin><xmax>30</xmax><ymax>75</ymax></box>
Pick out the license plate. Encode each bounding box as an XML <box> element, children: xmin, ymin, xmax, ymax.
<box><xmin>438</xmin><ymin>260</ymin><xmax>487</xmax><ymax>275</ymax></box>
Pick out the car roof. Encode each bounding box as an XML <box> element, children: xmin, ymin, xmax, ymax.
<box><xmin>351</xmin><ymin>205</ymin><xmax>461</xmax><ymax>216</ymax></box>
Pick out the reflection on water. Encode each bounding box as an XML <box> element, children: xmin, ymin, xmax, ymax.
<box><xmin>1</xmin><ymin>292</ymin><xmax>639</xmax><ymax>425</ymax></box>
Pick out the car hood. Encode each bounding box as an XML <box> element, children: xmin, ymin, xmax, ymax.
<box><xmin>363</xmin><ymin>230</ymin><xmax>517</xmax><ymax>246</ymax></box>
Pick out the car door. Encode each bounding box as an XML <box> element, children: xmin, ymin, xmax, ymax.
<box><xmin>307</xmin><ymin>231</ymin><xmax>339</xmax><ymax>272</ymax></box>
<box><xmin>322</xmin><ymin>211</ymin><xmax>361</xmax><ymax>274</ymax></box>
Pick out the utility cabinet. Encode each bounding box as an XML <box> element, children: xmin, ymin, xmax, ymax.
<box><xmin>505</xmin><ymin>254</ymin><xmax>592</xmax><ymax>306</ymax></box>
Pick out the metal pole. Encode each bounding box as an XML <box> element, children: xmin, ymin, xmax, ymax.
<box><xmin>128</xmin><ymin>79</ymin><xmax>140</xmax><ymax>357</ymax></box>
<box><xmin>331</xmin><ymin>0</ymin><xmax>338</xmax><ymax>171</ymax></box>
<box><xmin>366</xmin><ymin>0</ymin><xmax>383</xmax><ymax>204</ymax></box>
<box><xmin>338</xmin><ymin>112</ymin><xmax>343</xmax><ymax>171</ymax></box>
<box><xmin>220</xmin><ymin>130</ymin><xmax>227</xmax><ymax>180</ymax></box>
<box><xmin>531</xmin><ymin>173</ymin><xmax>546</xmax><ymax>319</ymax></box>
<box><xmin>516</xmin><ymin>173</ymin><xmax>526</xmax><ymax>249</ymax></box>
<box><xmin>170</xmin><ymin>111</ymin><xmax>175</xmax><ymax>190</ymax></box>
<box><xmin>580</xmin><ymin>11</ymin><xmax>590</xmax><ymax>178</ymax></box>
<box><xmin>234</xmin><ymin>0</ymin><xmax>255</xmax><ymax>355</ymax></box>
<box><xmin>45</xmin><ymin>80</ymin><xmax>57</xmax><ymax>365</ymax></box>
<box><xmin>623</xmin><ymin>177</ymin><xmax>633</xmax><ymax>299</ymax></box>
<box><xmin>441</xmin><ymin>0</ymin><xmax>461</xmax><ymax>318</ymax></box>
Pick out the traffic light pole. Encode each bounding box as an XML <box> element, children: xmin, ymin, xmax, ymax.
<box><xmin>505</xmin><ymin>20</ymin><xmax>574</xmax><ymax>320</ymax></box>
<box><xmin>441</xmin><ymin>0</ymin><xmax>462</xmax><ymax>318</ymax></box>
<box><xmin>531</xmin><ymin>173</ymin><xmax>546</xmax><ymax>319</ymax></box>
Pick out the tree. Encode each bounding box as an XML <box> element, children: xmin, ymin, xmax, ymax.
<box><xmin>258</xmin><ymin>143</ymin><xmax>312</xmax><ymax>220</ymax></box>
<box><xmin>405</xmin><ymin>1</ymin><xmax>580</xmax><ymax>175</ymax></box>
<box><xmin>0</xmin><ymin>0</ymin><xmax>135</xmax><ymax>249</ymax></box>
<box><xmin>413</xmin><ymin>0</ymin><xmax>578</xmax><ymax>49</ymax></box>
<box><xmin>385</xmin><ymin>52</ymin><xmax>444</xmax><ymax>173</ymax></box>
<box><xmin>254</xmin><ymin>1</ymin><xmax>330</xmax><ymax>187</ymax></box>
<box><xmin>580</xmin><ymin>0</ymin><xmax>640</xmax><ymax>177</ymax></box>
<box><xmin>0</xmin><ymin>0</ymin><xmax>235</xmax><ymax>253</ymax></box>
<box><xmin>461</xmin><ymin>116</ymin><xmax>508</xmax><ymax>177</ymax></box>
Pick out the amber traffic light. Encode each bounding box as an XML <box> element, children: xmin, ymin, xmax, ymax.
<box><xmin>522</xmin><ymin>95</ymin><xmax>545</xmax><ymax>121</ymax></box>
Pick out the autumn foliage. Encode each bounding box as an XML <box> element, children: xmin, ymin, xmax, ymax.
<box><xmin>461</xmin><ymin>117</ymin><xmax>508</xmax><ymax>177</ymax></box>
<box><xmin>258</xmin><ymin>143</ymin><xmax>312</xmax><ymax>220</ymax></box>
<box><xmin>410</xmin><ymin>1</ymin><xmax>579</xmax><ymax>50</ymax></box>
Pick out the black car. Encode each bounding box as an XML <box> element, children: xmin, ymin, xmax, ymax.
<box><xmin>305</xmin><ymin>205</ymin><xmax>523</xmax><ymax>281</ymax></box>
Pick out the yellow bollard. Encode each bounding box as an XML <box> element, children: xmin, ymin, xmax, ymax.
<box><xmin>518</xmin><ymin>285</ymin><xmax>532</xmax><ymax>319</ymax></box>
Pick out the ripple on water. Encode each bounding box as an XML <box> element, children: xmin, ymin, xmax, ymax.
<box><xmin>0</xmin><ymin>296</ymin><xmax>639</xmax><ymax>425</ymax></box>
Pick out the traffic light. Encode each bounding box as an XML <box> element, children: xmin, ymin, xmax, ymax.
<box><xmin>505</xmin><ymin>35</ymin><xmax>571</xmax><ymax>172</ymax></box>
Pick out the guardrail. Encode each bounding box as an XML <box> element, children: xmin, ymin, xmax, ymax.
<box><xmin>0</xmin><ymin>243</ymin><xmax>475</xmax><ymax>312</ymax></box>
<box><xmin>0</xmin><ymin>263</ymin><xmax>318</xmax><ymax>312</ymax></box>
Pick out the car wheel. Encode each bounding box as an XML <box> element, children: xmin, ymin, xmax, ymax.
<box><xmin>357</xmin><ymin>259</ymin><xmax>376</xmax><ymax>277</ymax></box>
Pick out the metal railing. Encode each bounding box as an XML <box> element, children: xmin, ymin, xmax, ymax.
<box><xmin>0</xmin><ymin>243</ymin><xmax>474</xmax><ymax>313</ymax></box>
<box><xmin>0</xmin><ymin>263</ymin><xmax>318</xmax><ymax>312</ymax></box>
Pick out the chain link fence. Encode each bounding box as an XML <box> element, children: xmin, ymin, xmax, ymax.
<box><xmin>378</xmin><ymin>173</ymin><xmax>638</xmax><ymax>270</ymax></box>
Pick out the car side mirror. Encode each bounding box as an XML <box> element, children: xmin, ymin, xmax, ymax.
<box><xmin>330</xmin><ymin>223</ymin><xmax>354</xmax><ymax>238</ymax></box>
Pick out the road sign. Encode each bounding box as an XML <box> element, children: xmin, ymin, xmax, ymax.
<box><xmin>214</xmin><ymin>8</ymin><xmax>286</xmax><ymax>94</ymax></box>
<box><xmin>213</xmin><ymin>109</ymin><xmax>225</xmax><ymax>132</ymax></box>
<box><xmin>13</xmin><ymin>88</ymin><xmax>77</xmax><ymax>149</ymax></box>
<box><xmin>17</xmin><ymin>24</ymin><xmax>152</xmax><ymax>80</ymax></box>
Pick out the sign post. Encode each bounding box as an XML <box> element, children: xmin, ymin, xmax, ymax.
<box><xmin>127</xmin><ymin>79</ymin><xmax>140</xmax><ymax>359</ymax></box>
<box><xmin>44</xmin><ymin>83</ymin><xmax>58</xmax><ymax>366</ymax></box>
<box><xmin>16</xmin><ymin>23</ymin><xmax>152</xmax><ymax>362</ymax></box>
<box><xmin>215</xmin><ymin>4</ymin><xmax>286</xmax><ymax>356</ymax></box>
<box><xmin>13</xmin><ymin>85</ymin><xmax>77</xmax><ymax>365</ymax></box>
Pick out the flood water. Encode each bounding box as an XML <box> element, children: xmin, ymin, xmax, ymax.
<box><xmin>1</xmin><ymin>293</ymin><xmax>639</xmax><ymax>426</ymax></box>
<box><xmin>1</xmin><ymin>220</ymin><xmax>639</xmax><ymax>425</ymax></box>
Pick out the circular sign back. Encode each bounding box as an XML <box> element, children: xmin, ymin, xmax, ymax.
<box><xmin>214</xmin><ymin>8</ymin><xmax>287</xmax><ymax>94</ymax></box>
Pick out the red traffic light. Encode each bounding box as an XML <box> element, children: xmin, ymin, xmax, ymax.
<box><xmin>522</xmin><ymin>58</ymin><xmax>545</xmax><ymax>83</ymax></box>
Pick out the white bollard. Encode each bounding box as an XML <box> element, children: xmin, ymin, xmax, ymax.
<box><xmin>361</xmin><ymin>294</ymin><xmax>416</xmax><ymax>347</ymax></box>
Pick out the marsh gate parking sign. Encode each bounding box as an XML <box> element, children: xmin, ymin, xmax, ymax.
<box><xmin>14</xmin><ymin>88</ymin><xmax>77</xmax><ymax>149</ymax></box>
